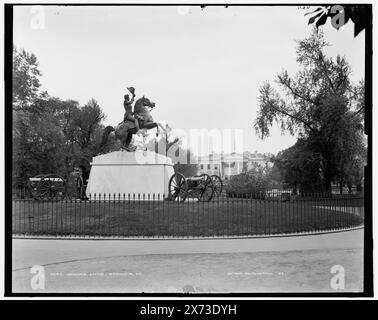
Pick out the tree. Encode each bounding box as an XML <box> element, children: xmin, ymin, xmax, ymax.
<box><xmin>265</xmin><ymin>162</ymin><xmax>283</xmax><ymax>189</ymax></box>
<box><xmin>71</xmin><ymin>99</ymin><xmax>106</xmax><ymax>180</ymax></box>
<box><xmin>13</xmin><ymin>97</ymin><xmax>68</xmax><ymax>186</ymax></box>
<box><xmin>73</xmin><ymin>99</ymin><xmax>105</xmax><ymax>150</ymax></box>
<box><xmin>343</xmin><ymin>153</ymin><xmax>365</xmax><ymax>193</ymax></box>
<box><xmin>12</xmin><ymin>95</ymin><xmax>107</xmax><ymax>187</ymax></box>
<box><xmin>272</xmin><ymin>140</ymin><xmax>326</xmax><ymax>193</ymax></box>
<box><xmin>13</xmin><ymin>47</ymin><xmax>43</xmax><ymax>110</ymax></box>
<box><xmin>254</xmin><ymin>30</ymin><xmax>365</xmax><ymax>192</ymax></box>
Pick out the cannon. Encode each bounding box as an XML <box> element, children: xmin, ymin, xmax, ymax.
<box><xmin>168</xmin><ymin>172</ymin><xmax>223</xmax><ymax>202</ymax></box>
<box><xmin>27</xmin><ymin>173</ymin><xmax>86</xmax><ymax>201</ymax></box>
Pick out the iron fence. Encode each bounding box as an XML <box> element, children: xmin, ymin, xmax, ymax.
<box><xmin>12</xmin><ymin>189</ymin><xmax>364</xmax><ymax>238</ymax></box>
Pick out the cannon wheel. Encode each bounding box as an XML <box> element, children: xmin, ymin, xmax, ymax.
<box><xmin>198</xmin><ymin>174</ymin><xmax>214</xmax><ymax>202</ymax></box>
<box><xmin>168</xmin><ymin>172</ymin><xmax>188</xmax><ymax>202</ymax></box>
<box><xmin>211</xmin><ymin>175</ymin><xmax>223</xmax><ymax>197</ymax></box>
<box><xmin>38</xmin><ymin>174</ymin><xmax>66</xmax><ymax>201</ymax></box>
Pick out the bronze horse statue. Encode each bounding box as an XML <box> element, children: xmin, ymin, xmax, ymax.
<box><xmin>101</xmin><ymin>96</ymin><xmax>164</xmax><ymax>151</ymax></box>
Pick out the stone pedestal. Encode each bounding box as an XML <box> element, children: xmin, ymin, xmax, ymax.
<box><xmin>86</xmin><ymin>150</ymin><xmax>174</xmax><ymax>198</ymax></box>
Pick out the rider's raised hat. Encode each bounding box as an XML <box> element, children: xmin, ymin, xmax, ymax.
<box><xmin>127</xmin><ymin>87</ymin><xmax>135</xmax><ymax>95</ymax></box>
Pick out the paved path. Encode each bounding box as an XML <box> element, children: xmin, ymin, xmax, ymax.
<box><xmin>12</xmin><ymin>229</ymin><xmax>364</xmax><ymax>293</ymax></box>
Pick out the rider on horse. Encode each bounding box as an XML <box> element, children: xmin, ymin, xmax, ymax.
<box><xmin>101</xmin><ymin>89</ymin><xmax>164</xmax><ymax>152</ymax></box>
<box><xmin>123</xmin><ymin>87</ymin><xmax>142</xmax><ymax>131</ymax></box>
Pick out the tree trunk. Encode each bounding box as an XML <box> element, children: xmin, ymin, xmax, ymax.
<box><xmin>293</xmin><ymin>184</ymin><xmax>298</xmax><ymax>195</ymax></box>
<box><xmin>324</xmin><ymin>177</ymin><xmax>332</xmax><ymax>193</ymax></box>
<box><xmin>323</xmin><ymin>162</ymin><xmax>333</xmax><ymax>193</ymax></box>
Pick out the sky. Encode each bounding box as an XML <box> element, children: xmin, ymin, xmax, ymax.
<box><xmin>13</xmin><ymin>5</ymin><xmax>365</xmax><ymax>155</ymax></box>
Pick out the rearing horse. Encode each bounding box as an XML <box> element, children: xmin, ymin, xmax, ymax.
<box><xmin>101</xmin><ymin>96</ymin><xmax>164</xmax><ymax>151</ymax></box>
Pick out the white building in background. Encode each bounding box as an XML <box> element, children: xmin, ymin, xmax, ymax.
<box><xmin>197</xmin><ymin>151</ymin><xmax>273</xmax><ymax>180</ymax></box>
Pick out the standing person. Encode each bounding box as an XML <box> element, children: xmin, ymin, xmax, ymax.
<box><xmin>123</xmin><ymin>86</ymin><xmax>140</xmax><ymax>131</ymax></box>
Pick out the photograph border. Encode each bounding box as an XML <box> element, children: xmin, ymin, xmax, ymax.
<box><xmin>4</xmin><ymin>2</ymin><xmax>373</xmax><ymax>298</ymax></box>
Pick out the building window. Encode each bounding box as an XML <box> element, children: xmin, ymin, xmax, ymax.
<box><xmin>200</xmin><ymin>164</ymin><xmax>203</xmax><ymax>169</ymax></box>
<box><xmin>207</xmin><ymin>164</ymin><xmax>211</xmax><ymax>170</ymax></box>
<box><xmin>214</xmin><ymin>165</ymin><xmax>218</xmax><ymax>170</ymax></box>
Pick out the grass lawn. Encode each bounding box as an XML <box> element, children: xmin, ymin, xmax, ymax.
<box><xmin>12</xmin><ymin>197</ymin><xmax>364</xmax><ymax>237</ymax></box>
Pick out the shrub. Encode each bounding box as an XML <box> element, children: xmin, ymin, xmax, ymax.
<box><xmin>225</xmin><ymin>171</ymin><xmax>269</xmax><ymax>199</ymax></box>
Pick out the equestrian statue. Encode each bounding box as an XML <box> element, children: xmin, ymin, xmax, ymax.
<box><xmin>101</xmin><ymin>87</ymin><xmax>165</xmax><ymax>152</ymax></box>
